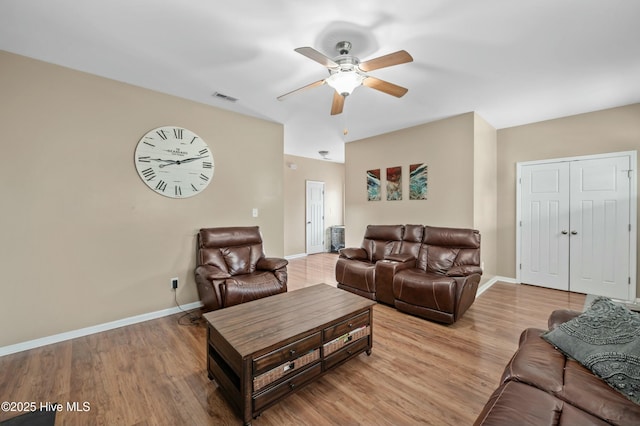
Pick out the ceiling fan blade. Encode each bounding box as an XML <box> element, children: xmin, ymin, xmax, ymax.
<box><xmin>295</xmin><ymin>47</ymin><xmax>339</xmax><ymax>69</ymax></box>
<box><xmin>277</xmin><ymin>80</ymin><xmax>325</xmax><ymax>101</ymax></box>
<box><xmin>363</xmin><ymin>77</ymin><xmax>409</xmax><ymax>98</ymax></box>
<box><xmin>358</xmin><ymin>50</ymin><xmax>413</xmax><ymax>72</ymax></box>
<box><xmin>331</xmin><ymin>91</ymin><xmax>345</xmax><ymax>115</ymax></box>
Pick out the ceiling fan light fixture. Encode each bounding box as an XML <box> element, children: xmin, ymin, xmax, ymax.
<box><xmin>325</xmin><ymin>70</ymin><xmax>365</xmax><ymax>96</ymax></box>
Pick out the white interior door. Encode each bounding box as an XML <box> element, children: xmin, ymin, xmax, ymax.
<box><xmin>519</xmin><ymin>152</ymin><xmax>635</xmax><ymax>300</ymax></box>
<box><xmin>520</xmin><ymin>162</ymin><xmax>571</xmax><ymax>290</ymax></box>
<box><xmin>569</xmin><ymin>156</ymin><xmax>630</xmax><ymax>299</ymax></box>
<box><xmin>306</xmin><ymin>180</ymin><xmax>325</xmax><ymax>254</ymax></box>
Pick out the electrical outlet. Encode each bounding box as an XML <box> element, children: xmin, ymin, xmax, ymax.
<box><xmin>171</xmin><ymin>277</ymin><xmax>178</xmax><ymax>289</ymax></box>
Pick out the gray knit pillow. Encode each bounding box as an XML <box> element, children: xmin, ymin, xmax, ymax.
<box><xmin>542</xmin><ymin>297</ymin><xmax>640</xmax><ymax>405</ymax></box>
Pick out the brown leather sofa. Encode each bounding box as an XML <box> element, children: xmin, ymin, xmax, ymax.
<box><xmin>335</xmin><ymin>224</ymin><xmax>482</xmax><ymax>324</ymax></box>
<box><xmin>194</xmin><ymin>226</ymin><xmax>288</xmax><ymax>312</ymax></box>
<box><xmin>474</xmin><ymin>310</ymin><xmax>640</xmax><ymax>425</ymax></box>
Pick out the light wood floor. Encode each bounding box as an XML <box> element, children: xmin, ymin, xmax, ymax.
<box><xmin>0</xmin><ymin>253</ymin><xmax>585</xmax><ymax>425</ymax></box>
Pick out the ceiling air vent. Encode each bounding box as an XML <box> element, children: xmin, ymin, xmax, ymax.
<box><xmin>212</xmin><ymin>92</ymin><xmax>238</xmax><ymax>103</ymax></box>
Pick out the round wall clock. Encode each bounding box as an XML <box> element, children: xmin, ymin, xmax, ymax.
<box><xmin>134</xmin><ymin>126</ymin><xmax>214</xmax><ymax>198</ymax></box>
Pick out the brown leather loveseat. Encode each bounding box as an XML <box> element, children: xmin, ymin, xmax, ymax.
<box><xmin>474</xmin><ymin>309</ymin><xmax>640</xmax><ymax>425</ymax></box>
<box><xmin>194</xmin><ymin>226</ymin><xmax>288</xmax><ymax>312</ymax></box>
<box><xmin>335</xmin><ymin>224</ymin><xmax>482</xmax><ymax>324</ymax></box>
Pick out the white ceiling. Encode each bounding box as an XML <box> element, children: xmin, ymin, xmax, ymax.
<box><xmin>2</xmin><ymin>1</ymin><xmax>639</xmax><ymax>163</ymax></box>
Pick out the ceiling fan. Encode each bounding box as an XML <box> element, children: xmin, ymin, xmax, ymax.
<box><xmin>277</xmin><ymin>41</ymin><xmax>413</xmax><ymax>115</ymax></box>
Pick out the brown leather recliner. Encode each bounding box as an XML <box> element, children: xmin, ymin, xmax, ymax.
<box><xmin>335</xmin><ymin>225</ymin><xmax>404</xmax><ymax>300</ymax></box>
<box><xmin>194</xmin><ymin>226</ymin><xmax>288</xmax><ymax>312</ymax></box>
<box><xmin>393</xmin><ymin>226</ymin><xmax>482</xmax><ymax>324</ymax></box>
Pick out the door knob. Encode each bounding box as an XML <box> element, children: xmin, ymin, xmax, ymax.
<box><xmin>561</xmin><ymin>230</ymin><xmax>568</xmax><ymax>235</ymax></box>
<box><xmin>571</xmin><ymin>230</ymin><xmax>578</xmax><ymax>235</ymax></box>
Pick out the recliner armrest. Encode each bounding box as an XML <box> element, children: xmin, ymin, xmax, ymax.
<box><xmin>256</xmin><ymin>257</ymin><xmax>288</xmax><ymax>271</ymax></box>
<box><xmin>195</xmin><ymin>264</ymin><xmax>231</xmax><ymax>280</ymax></box>
<box><xmin>384</xmin><ymin>253</ymin><xmax>415</xmax><ymax>263</ymax></box>
<box><xmin>339</xmin><ymin>247</ymin><xmax>368</xmax><ymax>260</ymax></box>
<box><xmin>446</xmin><ymin>265</ymin><xmax>483</xmax><ymax>277</ymax></box>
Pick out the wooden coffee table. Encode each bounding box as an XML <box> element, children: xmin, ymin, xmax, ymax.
<box><xmin>203</xmin><ymin>283</ymin><xmax>375</xmax><ymax>425</ymax></box>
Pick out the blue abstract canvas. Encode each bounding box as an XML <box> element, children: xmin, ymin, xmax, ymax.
<box><xmin>367</xmin><ymin>169</ymin><xmax>381</xmax><ymax>201</ymax></box>
<box><xmin>409</xmin><ymin>163</ymin><xmax>428</xmax><ymax>200</ymax></box>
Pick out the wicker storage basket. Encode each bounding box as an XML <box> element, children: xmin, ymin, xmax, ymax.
<box><xmin>253</xmin><ymin>348</ymin><xmax>320</xmax><ymax>392</ymax></box>
<box><xmin>323</xmin><ymin>325</ymin><xmax>370</xmax><ymax>356</ymax></box>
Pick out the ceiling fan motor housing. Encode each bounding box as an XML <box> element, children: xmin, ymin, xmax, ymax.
<box><xmin>328</xmin><ymin>42</ymin><xmax>365</xmax><ymax>96</ymax></box>
<box><xmin>335</xmin><ymin>41</ymin><xmax>352</xmax><ymax>55</ymax></box>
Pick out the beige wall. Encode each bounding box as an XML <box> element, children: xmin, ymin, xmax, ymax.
<box><xmin>283</xmin><ymin>155</ymin><xmax>345</xmax><ymax>256</ymax></box>
<box><xmin>496</xmin><ymin>104</ymin><xmax>640</xmax><ymax>295</ymax></box>
<box><xmin>344</xmin><ymin>112</ymin><xmax>497</xmax><ymax>282</ymax></box>
<box><xmin>473</xmin><ymin>114</ymin><xmax>498</xmax><ymax>278</ymax></box>
<box><xmin>0</xmin><ymin>51</ymin><xmax>284</xmax><ymax>347</ymax></box>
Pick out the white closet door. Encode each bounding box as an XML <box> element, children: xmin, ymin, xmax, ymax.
<box><xmin>519</xmin><ymin>154</ymin><xmax>633</xmax><ymax>300</ymax></box>
<box><xmin>569</xmin><ymin>156</ymin><xmax>630</xmax><ymax>299</ymax></box>
<box><xmin>520</xmin><ymin>162</ymin><xmax>571</xmax><ymax>290</ymax></box>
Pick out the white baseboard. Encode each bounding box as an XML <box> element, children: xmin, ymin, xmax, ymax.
<box><xmin>492</xmin><ymin>276</ymin><xmax>518</xmax><ymax>284</ymax></box>
<box><xmin>477</xmin><ymin>275</ymin><xmax>518</xmax><ymax>297</ymax></box>
<box><xmin>285</xmin><ymin>253</ymin><xmax>307</xmax><ymax>260</ymax></box>
<box><xmin>0</xmin><ymin>301</ymin><xmax>203</xmax><ymax>357</ymax></box>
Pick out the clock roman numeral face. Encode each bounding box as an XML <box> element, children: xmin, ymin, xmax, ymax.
<box><xmin>134</xmin><ymin>126</ymin><xmax>215</xmax><ymax>198</ymax></box>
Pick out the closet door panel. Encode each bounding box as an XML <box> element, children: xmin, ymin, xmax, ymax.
<box><xmin>569</xmin><ymin>156</ymin><xmax>630</xmax><ymax>299</ymax></box>
<box><xmin>520</xmin><ymin>163</ymin><xmax>570</xmax><ymax>290</ymax></box>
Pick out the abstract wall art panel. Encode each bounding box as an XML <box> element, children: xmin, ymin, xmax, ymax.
<box><xmin>386</xmin><ymin>166</ymin><xmax>402</xmax><ymax>201</ymax></box>
<box><xmin>409</xmin><ymin>163</ymin><xmax>428</xmax><ymax>200</ymax></box>
<box><xmin>367</xmin><ymin>169</ymin><xmax>381</xmax><ymax>201</ymax></box>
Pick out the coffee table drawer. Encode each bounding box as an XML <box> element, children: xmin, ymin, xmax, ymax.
<box><xmin>253</xmin><ymin>348</ymin><xmax>320</xmax><ymax>392</ymax></box>
<box><xmin>323</xmin><ymin>336</ymin><xmax>369</xmax><ymax>370</ymax></box>
<box><xmin>253</xmin><ymin>332</ymin><xmax>321</xmax><ymax>375</ymax></box>
<box><xmin>323</xmin><ymin>325</ymin><xmax>370</xmax><ymax>357</ymax></box>
<box><xmin>323</xmin><ymin>311</ymin><xmax>369</xmax><ymax>342</ymax></box>
<box><xmin>253</xmin><ymin>363</ymin><xmax>322</xmax><ymax>413</ymax></box>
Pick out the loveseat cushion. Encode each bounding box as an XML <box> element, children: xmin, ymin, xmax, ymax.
<box><xmin>416</xmin><ymin>226</ymin><xmax>481</xmax><ymax>273</ymax></box>
<box><xmin>421</xmin><ymin>246</ymin><xmax>458</xmax><ymax>274</ymax></box>
<box><xmin>362</xmin><ymin>225</ymin><xmax>403</xmax><ymax>262</ymax></box>
<box><xmin>335</xmin><ymin>258</ymin><xmax>376</xmax><ymax>294</ymax></box>
<box><xmin>393</xmin><ymin>270</ymin><xmax>456</xmax><ymax>313</ymax></box>
<box><xmin>474</xmin><ymin>380</ymin><xmax>610</xmax><ymax>426</ymax></box>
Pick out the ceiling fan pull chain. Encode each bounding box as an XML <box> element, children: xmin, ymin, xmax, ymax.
<box><xmin>342</xmin><ymin>104</ymin><xmax>349</xmax><ymax>136</ymax></box>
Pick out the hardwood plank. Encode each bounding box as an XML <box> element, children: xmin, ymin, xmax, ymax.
<box><xmin>0</xmin><ymin>253</ymin><xmax>585</xmax><ymax>425</ymax></box>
